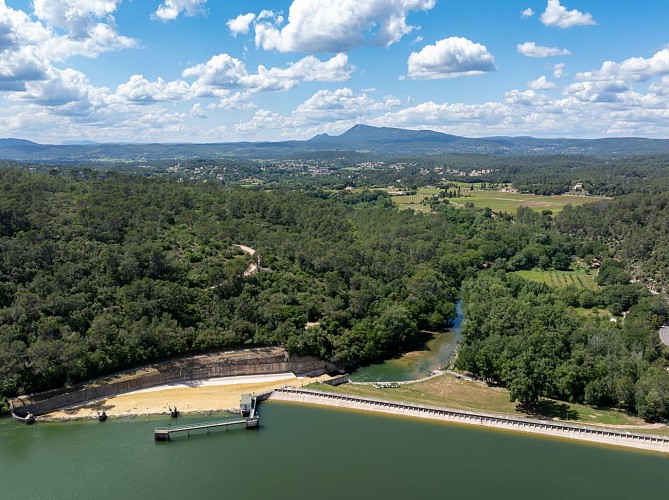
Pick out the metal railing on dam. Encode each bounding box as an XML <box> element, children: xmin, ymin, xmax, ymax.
<box><xmin>269</xmin><ymin>387</ymin><xmax>669</xmax><ymax>454</ymax></box>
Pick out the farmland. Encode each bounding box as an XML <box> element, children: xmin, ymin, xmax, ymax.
<box><xmin>452</xmin><ymin>189</ymin><xmax>605</xmax><ymax>214</ymax></box>
<box><xmin>382</xmin><ymin>185</ymin><xmax>605</xmax><ymax>214</ymax></box>
<box><xmin>513</xmin><ymin>268</ymin><xmax>599</xmax><ymax>290</ymax></box>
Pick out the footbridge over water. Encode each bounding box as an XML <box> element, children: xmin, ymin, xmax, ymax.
<box><xmin>154</xmin><ymin>394</ymin><xmax>260</xmax><ymax>441</ymax></box>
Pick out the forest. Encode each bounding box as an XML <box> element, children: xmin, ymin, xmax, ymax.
<box><xmin>0</xmin><ymin>169</ymin><xmax>554</xmax><ymax>407</ymax></box>
<box><xmin>2</xmin><ymin>155</ymin><xmax>669</xmax><ymax>420</ymax></box>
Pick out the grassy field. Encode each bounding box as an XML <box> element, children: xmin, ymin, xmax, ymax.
<box><xmin>514</xmin><ymin>268</ymin><xmax>599</xmax><ymax>290</ymax></box>
<box><xmin>451</xmin><ymin>190</ymin><xmax>603</xmax><ymax>214</ymax></box>
<box><xmin>308</xmin><ymin>374</ymin><xmax>666</xmax><ymax>432</ymax></box>
<box><xmin>374</xmin><ymin>186</ymin><xmax>604</xmax><ymax>214</ymax></box>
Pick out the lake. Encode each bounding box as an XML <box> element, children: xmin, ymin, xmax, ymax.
<box><xmin>2</xmin><ymin>401</ymin><xmax>668</xmax><ymax>499</ymax></box>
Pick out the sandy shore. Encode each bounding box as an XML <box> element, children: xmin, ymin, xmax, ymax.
<box><xmin>42</xmin><ymin>373</ymin><xmax>329</xmax><ymax>421</ymax></box>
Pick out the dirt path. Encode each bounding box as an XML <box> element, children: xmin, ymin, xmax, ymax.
<box><xmin>235</xmin><ymin>244</ymin><xmax>256</xmax><ymax>256</ymax></box>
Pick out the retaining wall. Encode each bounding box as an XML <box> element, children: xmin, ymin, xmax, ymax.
<box><xmin>10</xmin><ymin>348</ymin><xmax>332</xmax><ymax>417</ymax></box>
<box><xmin>269</xmin><ymin>388</ymin><xmax>669</xmax><ymax>454</ymax></box>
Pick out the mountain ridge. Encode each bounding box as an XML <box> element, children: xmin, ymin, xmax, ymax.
<box><xmin>3</xmin><ymin>125</ymin><xmax>669</xmax><ymax>162</ymax></box>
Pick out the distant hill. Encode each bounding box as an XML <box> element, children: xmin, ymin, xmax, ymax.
<box><xmin>2</xmin><ymin>126</ymin><xmax>669</xmax><ymax>162</ymax></box>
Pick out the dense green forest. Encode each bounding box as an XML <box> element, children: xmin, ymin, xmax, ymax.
<box><xmin>456</xmin><ymin>272</ymin><xmax>669</xmax><ymax>419</ymax></box>
<box><xmin>556</xmin><ymin>193</ymin><xmax>669</xmax><ymax>288</ymax></box>
<box><xmin>0</xmin><ymin>169</ymin><xmax>562</xmax><ymax>408</ymax></box>
<box><xmin>3</xmin><ymin>158</ymin><xmax>669</xmax><ymax>420</ymax></box>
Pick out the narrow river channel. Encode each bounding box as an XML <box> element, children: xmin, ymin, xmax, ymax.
<box><xmin>351</xmin><ymin>301</ymin><xmax>463</xmax><ymax>382</ymax></box>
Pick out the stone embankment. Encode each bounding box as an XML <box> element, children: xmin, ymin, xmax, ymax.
<box><xmin>10</xmin><ymin>348</ymin><xmax>333</xmax><ymax>417</ymax></box>
<box><xmin>269</xmin><ymin>387</ymin><xmax>669</xmax><ymax>454</ymax></box>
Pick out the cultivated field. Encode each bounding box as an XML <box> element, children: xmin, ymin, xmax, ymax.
<box><xmin>514</xmin><ymin>268</ymin><xmax>599</xmax><ymax>290</ymax></box>
<box><xmin>380</xmin><ymin>186</ymin><xmax>605</xmax><ymax>214</ymax></box>
<box><xmin>453</xmin><ymin>190</ymin><xmax>604</xmax><ymax>214</ymax></box>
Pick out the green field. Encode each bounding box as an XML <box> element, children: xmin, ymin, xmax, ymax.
<box><xmin>392</xmin><ymin>194</ymin><xmax>429</xmax><ymax>204</ymax></box>
<box><xmin>514</xmin><ymin>268</ymin><xmax>599</xmax><ymax>290</ymax></box>
<box><xmin>452</xmin><ymin>190</ymin><xmax>604</xmax><ymax>214</ymax></box>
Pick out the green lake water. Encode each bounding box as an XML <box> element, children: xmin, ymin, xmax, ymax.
<box><xmin>2</xmin><ymin>402</ymin><xmax>668</xmax><ymax>500</ymax></box>
<box><xmin>351</xmin><ymin>301</ymin><xmax>463</xmax><ymax>382</ymax></box>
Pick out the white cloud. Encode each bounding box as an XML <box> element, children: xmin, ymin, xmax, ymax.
<box><xmin>540</xmin><ymin>0</ymin><xmax>596</xmax><ymax>28</ymax></box>
<box><xmin>232</xmin><ymin>87</ymin><xmax>401</xmax><ymax>137</ymax></box>
<box><xmin>553</xmin><ymin>63</ymin><xmax>567</xmax><ymax>79</ymax></box>
<box><xmin>0</xmin><ymin>47</ymin><xmax>51</xmax><ymax>90</ymax></box>
<box><xmin>576</xmin><ymin>49</ymin><xmax>669</xmax><ymax>82</ymax></box>
<box><xmin>0</xmin><ymin>0</ymin><xmax>135</xmax><ymax>71</ymax></box>
<box><xmin>564</xmin><ymin>80</ymin><xmax>631</xmax><ymax>103</ymax></box>
<box><xmin>294</xmin><ymin>87</ymin><xmax>401</xmax><ymax>123</ymax></box>
<box><xmin>407</xmin><ymin>37</ymin><xmax>495</xmax><ymax>79</ymax></box>
<box><xmin>227</xmin><ymin>13</ymin><xmax>256</xmax><ymax>37</ymax></box>
<box><xmin>235</xmin><ymin>109</ymin><xmax>290</xmax><ymax>133</ymax></box>
<box><xmin>115</xmin><ymin>75</ymin><xmax>191</xmax><ymax>104</ymax></box>
<box><xmin>521</xmin><ymin>8</ymin><xmax>534</xmax><ymax>18</ymax></box>
<box><xmin>184</xmin><ymin>53</ymin><xmax>353</xmax><ymax>94</ymax></box>
<box><xmin>12</xmin><ymin>67</ymin><xmax>98</xmax><ymax>111</ymax></box>
<box><xmin>254</xmin><ymin>0</ymin><xmax>436</xmax><ymax>53</ymax></box>
<box><xmin>190</xmin><ymin>103</ymin><xmax>206</xmax><ymax>119</ymax></box>
<box><xmin>517</xmin><ymin>41</ymin><xmax>571</xmax><ymax>58</ymax></box>
<box><xmin>528</xmin><ymin>76</ymin><xmax>557</xmax><ymax>90</ymax></box>
<box><xmin>649</xmin><ymin>77</ymin><xmax>669</xmax><ymax>96</ymax></box>
<box><xmin>504</xmin><ymin>89</ymin><xmax>549</xmax><ymax>106</ymax></box>
<box><xmin>213</xmin><ymin>92</ymin><xmax>257</xmax><ymax>110</ymax></box>
<box><xmin>33</xmin><ymin>0</ymin><xmax>121</xmax><ymax>35</ymax></box>
<box><xmin>154</xmin><ymin>0</ymin><xmax>208</xmax><ymax>22</ymax></box>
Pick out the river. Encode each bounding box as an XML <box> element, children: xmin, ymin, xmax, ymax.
<box><xmin>1</xmin><ymin>401</ymin><xmax>668</xmax><ymax>499</ymax></box>
<box><xmin>351</xmin><ymin>301</ymin><xmax>463</xmax><ymax>382</ymax></box>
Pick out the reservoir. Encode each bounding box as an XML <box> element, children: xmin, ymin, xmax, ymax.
<box><xmin>2</xmin><ymin>401</ymin><xmax>668</xmax><ymax>499</ymax></box>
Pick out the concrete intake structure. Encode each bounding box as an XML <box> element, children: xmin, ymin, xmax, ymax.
<box><xmin>269</xmin><ymin>388</ymin><xmax>669</xmax><ymax>455</ymax></box>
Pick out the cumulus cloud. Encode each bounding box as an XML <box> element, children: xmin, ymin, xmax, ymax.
<box><xmin>184</xmin><ymin>53</ymin><xmax>353</xmax><ymax>94</ymax></box>
<box><xmin>517</xmin><ymin>41</ymin><xmax>571</xmax><ymax>58</ymax></box>
<box><xmin>254</xmin><ymin>0</ymin><xmax>435</xmax><ymax>53</ymax></box>
<box><xmin>33</xmin><ymin>0</ymin><xmax>121</xmax><ymax>35</ymax></box>
<box><xmin>564</xmin><ymin>80</ymin><xmax>631</xmax><ymax>102</ymax></box>
<box><xmin>0</xmin><ymin>1</ymin><xmax>135</xmax><ymax>95</ymax></box>
<box><xmin>649</xmin><ymin>77</ymin><xmax>669</xmax><ymax>96</ymax></box>
<box><xmin>232</xmin><ymin>87</ymin><xmax>401</xmax><ymax>137</ymax></box>
<box><xmin>407</xmin><ymin>37</ymin><xmax>496</xmax><ymax>79</ymax></box>
<box><xmin>576</xmin><ymin>49</ymin><xmax>669</xmax><ymax>82</ymax></box>
<box><xmin>190</xmin><ymin>103</ymin><xmax>206</xmax><ymax>118</ymax></box>
<box><xmin>154</xmin><ymin>0</ymin><xmax>208</xmax><ymax>22</ymax></box>
<box><xmin>521</xmin><ymin>8</ymin><xmax>534</xmax><ymax>18</ymax></box>
<box><xmin>115</xmin><ymin>75</ymin><xmax>191</xmax><ymax>104</ymax></box>
<box><xmin>30</xmin><ymin>0</ymin><xmax>135</xmax><ymax>58</ymax></box>
<box><xmin>553</xmin><ymin>63</ymin><xmax>567</xmax><ymax>79</ymax></box>
<box><xmin>0</xmin><ymin>47</ymin><xmax>51</xmax><ymax>91</ymax></box>
<box><xmin>227</xmin><ymin>13</ymin><xmax>256</xmax><ymax>37</ymax></box>
<box><xmin>540</xmin><ymin>0</ymin><xmax>596</xmax><ymax>28</ymax></box>
<box><xmin>504</xmin><ymin>89</ymin><xmax>549</xmax><ymax>106</ymax></box>
<box><xmin>294</xmin><ymin>87</ymin><xmax>401</xmax><ymax>123</ymax></box>
<box><xmin>528</xmin><ymin>76</ymin><xmax>557</xmax><ymax>90</ymax></box>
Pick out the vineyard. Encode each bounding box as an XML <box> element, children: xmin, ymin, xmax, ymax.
<box><xmin>514</xmin><ymin>269</ymin><xmax>599</xmax><ymax>290</ymax></box>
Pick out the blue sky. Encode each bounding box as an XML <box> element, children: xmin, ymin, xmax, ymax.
<box><xmin>2</xmin><ymin>0</ymin><xmax>669</xmax><ymax>143</ymax></box>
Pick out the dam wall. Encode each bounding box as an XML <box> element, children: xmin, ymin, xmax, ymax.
<box><xmin>269</xmin><ymin>388</ymin><xmax>669</xmax><ymax>454</ymax></box>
